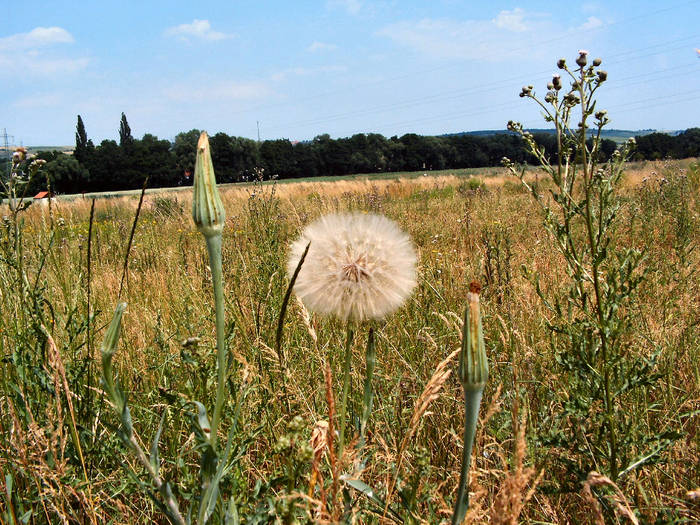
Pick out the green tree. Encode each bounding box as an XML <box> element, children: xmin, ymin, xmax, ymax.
<box><xmin>119</xmin><ymin>112</ymin><xmax>134</xmax><ymax>148</ymax></box>
<box><xmin>259</xmin><ymin>138</ymin><xmax>294</xmax><ymax>178</ymax></box>
<box><xmin>172</xmin><ymin>129</ymin><xmax>201</xmax><ymax>182</ymax></box>
<box><xmin>43</xmin><ymin>154</ymin><xmax>90</xmax><ymax>194</ymax></box>
<box><xmin>89</xmin><ymin>139</ymin><xmax>123</xmax><ymax>191</ymax></box>
<box><xmin>74</xmin><ymin>115</ymin><xmax>89</xmax><ymax>164</ymax></box>
<box><xmin>134</xmin><ymin>134</ymin><xmax>178</xmax><ymax>188</ymax></box>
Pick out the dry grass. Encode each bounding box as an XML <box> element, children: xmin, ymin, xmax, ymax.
<box><xmin>1</xmin><ymin>159</ymin><xmax>698</xmax><ymax>523</ymax></box>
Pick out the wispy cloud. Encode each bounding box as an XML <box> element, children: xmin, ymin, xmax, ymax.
<box><xmin>12</xmin><ymin>92</ymin><xmax>64</xmax><ymax>109</ymax></box>
<box><xmin>327</xmin><ymin>0</ymin><xmax>363</xmax><ymax>15</ymax></box>
<box><xmin>164</xmin><ymin>19</ymin><xmax>234</xmax><ymax>42</ymax></box>
<box><xmin>0</xmin><ymin>27</ymin><xmax>74</xmax><ymax>51</ymax></box>
<box><xmin>0</xmin><ymin>26</ymin><xmax>88</xmax><ymax>77</ymax></box>
<box><xmin>270</xmin><ymin>65</ymin><xmax>347</xmax><ymax>82</ymax></box>
<box><xmin>494</xmin><ymin>8</ymin><xmax>529</xmax><ymax>32</ymax></box>
<box><xmin>377</xmin><ymin>10</ymin><xmax>602</xmax><ymax>61</ymax></box>
<box><xmin>164</xmin><ymin>80</ymin><xmax>272</xmax><ymax>102</ymax></box>
<box><xmin>579</xmin><ymin>16</ymin><xmax>603</xmax><ymax>31</ymax></box>
<box><xmin>307</xmin><ymin>41</ymin><xmax>337</xmax><ymax>52</ymax></box>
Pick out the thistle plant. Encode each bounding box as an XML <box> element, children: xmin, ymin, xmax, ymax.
<box><xmin>503</xmin><ymin>52</ymin><xmax>666</xmax><ymax>484</ymax></box>
<box><xmin>452</xmin><ymin>282</ymin><xmax>488</xmax><ymax>524</ymax></box>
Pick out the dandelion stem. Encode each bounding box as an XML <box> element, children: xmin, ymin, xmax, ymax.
<box><xmin>338</xmin><ymin>326</ymin><xmax>354</xmax><ymax>457</ymax></box>
<box><xmin>206</xmin><ymin>233</ymin><xmax>227</xmax><ymax>450</ymax></box>
<box><xmin>359</xmin><ymin>326</ymin><xmax>375</xmax><ymax>449</ymax></box>
<box><xmin>452</xmin><ymin>388</ymin><xmax>483</xmax><ymax>525</ymax></box>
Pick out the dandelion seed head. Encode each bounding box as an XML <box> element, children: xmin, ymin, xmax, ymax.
<box><xmin>288</xmin><ymin>213</ymin><xmax>417</xmax><ymax>321</ymax></box>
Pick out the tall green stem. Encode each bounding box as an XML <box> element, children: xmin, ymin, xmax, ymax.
<box><xmin>338</xmin><ymin>326</ymin><xmax>354</xmax><ymax>457</ymax></box>
<box><xmin>206</xmin><ymin>234</ymin><xmax>227</xmax><ymax>450</ymax></box>
<box><xmin>359</xmin><ymin>327</ymin><xmax>375</xmax><ymax>448</ymax></box>
<box><xmin>577</xmin><ymin>74</ymin><xmax>618</xmax><ymax>480</ymax></box>
<box><xmin>451</xmin><ymin>388</ymin><xmax>483</xmax><ymax>525</ymax></box>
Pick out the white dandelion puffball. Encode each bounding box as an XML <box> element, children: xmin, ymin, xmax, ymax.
<box><xmin>287</xmin><ymin>213</ymin><xmax>417</xmax><ymax>321</ymax></box>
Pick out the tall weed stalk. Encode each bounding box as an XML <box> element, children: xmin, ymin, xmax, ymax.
<box><xmin>503</xmin><ymin>52</ymin><xmax>670</xmax><ymax>485</ymax></box>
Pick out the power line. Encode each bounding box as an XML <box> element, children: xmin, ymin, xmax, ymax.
<box><xmin>224</xmin><ymin>1</ymin><xmax>699</xmax><ymax>119</ymax></box>
<box><xmin>258</xmin><ymin>33</ymin><xmax>700</xmax><ymax>135</ymax></box>
<box><xmin>263</xmin><ymin>58</ymin><xmax>700</xmax><ymax>135</ymax></box>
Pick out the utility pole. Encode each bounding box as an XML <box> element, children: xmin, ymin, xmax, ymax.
<box><xmin>2</xmin><ymin>128</ymin><xmax>15</xmax><ymax>177</ymax></box>
<box><xmin>257</xmin><ymin>121</ymin><xmax>261</xmax><ymax>143</ymax></box>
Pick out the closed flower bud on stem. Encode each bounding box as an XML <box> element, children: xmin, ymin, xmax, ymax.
<box><xmin>458</xmin><ymin>282</ymin><xmax>489</xmax><ymax>390</ymax></box>
<box><xmin>452</xmin><ymin>282</ymin><xmax>489</xmax><ymax>524</ymax></box>
<box><xmin>552</xmin><ymin>75</ymin><xmax>562</xmax><ymax>90</ymax></box>
<box><xmin>576</xmin><ymin>49</ymin><xmax>589</xmax><ymax>67</ymax></box>
<box><xmin>192</xmin><ymin>131</ymin><xmax>226</xmax><ymax>238</ymax></box>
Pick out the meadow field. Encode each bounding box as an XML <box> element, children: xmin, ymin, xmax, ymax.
<box><xmin>1</xmin><ymin>155</ymin><xmax>698</xmax><ymax>523</ymax></box>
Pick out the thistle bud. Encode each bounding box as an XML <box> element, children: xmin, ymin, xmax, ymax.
<box><xmin>12</xmin><ymin>147</ymin><xmax>27</xmax><ymax>163</ymax></box>
<box><xmin>192</xmin><ymin>131</ymin><xmax>226</xmax><ymax>238</ymax></box>
<box><xmin>458</xmin><ymin>282</ymin><xmax>488</xmax><ymax>391</ymax></box>
<box><xmin>576</xmin><ymin>49</ymin><xmax>589</xmax><ymax>67</ymax></box>
<box><xmin>593</xmin><ymin>57</ymin><xmax>602</xmax><ymax>67</ymax></box>
<box><xmin>557</xmin><ymin>58</ymin><xmax>566</xmax><ymax>69</ymax></box>
<box><xmin>552</xmin><ymin>75</ymin><xmax>562</xmax><ymax>90</ymax></box>
<box><xmin>597</xmin><ymin>70</ymin><xmax>608</xmax><ymax>82</ymax></box>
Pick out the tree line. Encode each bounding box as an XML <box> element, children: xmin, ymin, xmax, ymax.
<box><xmin>12</xmin><ymin>113</ymin><xmax>700</xmax><ymax>195</ymax></box>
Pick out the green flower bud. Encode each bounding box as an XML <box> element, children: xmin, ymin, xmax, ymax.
<box><xmin>192</xmin><ymin>131</ymin><xmax>226</xmax><ymax>238</ymax></box>
<box><xmin>458</xmin><ymin>282</ymin><xmax>488</xmax><ymax>391</ymax></box>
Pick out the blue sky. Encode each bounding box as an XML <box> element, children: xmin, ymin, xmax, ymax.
<box><xmin>3</xmin><ymin>0</ymin><xmax>699</xmax><ymax>146</ymax></box>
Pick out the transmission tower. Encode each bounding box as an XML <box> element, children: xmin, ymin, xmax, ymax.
<box><xmin>2</xmin><ymin>128</ymin><xmax>15</xmax><ymax>177</ymax></box>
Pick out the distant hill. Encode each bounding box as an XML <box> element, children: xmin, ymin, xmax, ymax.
<box><xmin>445</xmin><ymin>128</ymin><xmax>683</xmax><ymax>144</ymax></box>
<box><xmin>0</xmin><ymin>145</ymin><xmax>73</xmax><ymax>155</ymax></box>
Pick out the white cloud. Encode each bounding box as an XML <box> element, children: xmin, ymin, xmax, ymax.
<box><xmin>0</xmin><ymin>26</ymin><xmax>74</xmax><ymax>51</ymax></box>
<box><xmin>0</xmin><ymin>26</ymin><xmax>87</xmax><ymax>77</ymax></box>
<box><xmin>377</xmin><ymin>10</ymin><xmax>605</xmax><ymax>61</ymax></box>
<box><xmin>164</xmin><ymin>80</ymin><xmax>272</xmax><ymax>102</ymax></box>
<box><xmin>164</xmin><ymin>19</ymin><xmax>234</xmax><ymax>41</ymax></box>
<box><xmin>378</xmin><ymin>17</ymin><xmax>542</xmax><ymax>61</ymax></box>
<box><xmin>307</xmin><ymin>41</ymin><xmax>337</xmax><ymax>52</ymax></box>
<box><xmin>327</xmin><ymin>0</ymin><xmax>362</xmax><ymax>15</ymax></box>
<box><xmin>12</xmin><ymin>93</ymin><xmax>64</xmax><ymax>109</ymax></box>
<box><xmin>579</xmin><ymin>16</ymin><xmax>603</xmax><ymax>31</ymax></box>
<box><xmin>270</xmin><ymin>65</ymin><xmax>347</xmax><ymax>82</ymax></box>
<box><xmin>494</xmin><ymin>8</ymin><xmax>529</xmax><ymax>32</ymax></box>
